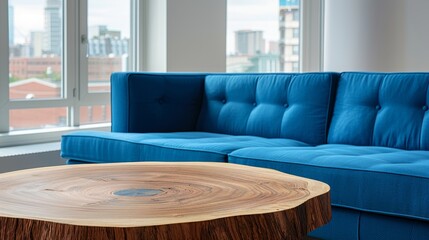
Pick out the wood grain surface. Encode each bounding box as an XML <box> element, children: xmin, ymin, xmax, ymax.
<box><xmin>0</xmin><ymin>162</ymin><xmax>330</xmax><ymax>239</ymax></box>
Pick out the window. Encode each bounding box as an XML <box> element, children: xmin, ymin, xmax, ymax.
<box><xmin>226</xmin><ymin>0</ymin><xmax>323</xmax><ymax>73</ymax></box>
<box><xmin>292</xmin><ymin>45</ymin><xmax>299</xmax><ymax>56</ymax></box>
<box><xmin>86</xmin><ymin>0</ymin><xmax>131</xmax><ymax>93</ymax></box>
<box><xmin>9</xmin><ymin>0</ymin><xmax>63</xmax><ymax>102</ymax></box>
<box><xmin>0</xmin><ymin>0</ymin><xmax>139</xmax><ymax>146</ymax></box>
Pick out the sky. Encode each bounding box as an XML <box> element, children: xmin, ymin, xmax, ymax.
<box><xmin>10</xmin><ymin>0</ymin><xmax>279</xmax><ymax>54</ymax></box>
<box><xmin>10</xmin><ymin>0</ymin><xmax>44</xmax><ymax>43</ymax></box>
<box><xmin>227</xmin><ymin>0</ymin><xmax>280</xmax><ymax>54</ymax></box>
<box><xmin>10</xmin><ymin>0</ymin><xmax>130</xmax><ymax>44</ymax></box>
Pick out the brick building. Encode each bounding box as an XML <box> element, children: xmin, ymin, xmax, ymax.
<box><xmin>9</xmin><ymin>56</ymin><xmax>123</xmax><ymax>82</ymax></box>
<box><xmin>9</xmin><ymin>79</ymin><xmax>110</xmax><ymax>130</ymax></box>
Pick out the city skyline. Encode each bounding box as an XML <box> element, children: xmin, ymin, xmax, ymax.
<box><xmin>9</xmin><ymin>0</ymin><xmax>129</xmax><ymax>59</ymax></box>
<box><xmin>10</xmin><ymin>0</ymin><xmax>130</xmax><ymax>45</ymax></box>
<box><xmin>227</xmin><ymin>0</ymin><xmax>280</xmax><ymax>54</ymax></box>
<box><xmin>10</xmin><ymin>1</ymin><xmax>295</xmax><ymax>73</ymax></box>
<box><xmin>10</xmin><ymin>0</ymin><xmax>279</xmax><ymax>55</ymax></box>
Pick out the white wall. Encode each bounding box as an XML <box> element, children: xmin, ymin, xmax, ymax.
<box><xmin>142</xmin><ymin>0</ymin><xmax>167</xmax><ymax>71</ymax></box>
<box><xmin>324</xmin><ymin>0</ymin><xmax>429</xmax><ymax>72</ymax></box>
<box><xmin>402</xmin><ymin>0</ymin><xmax>429</xmax><ymax>71</ymax></box>
<box><xmin>143</xmin><ymin>0</ymin><xmax>226</xmax><ymax>72</ymax></box>
<box><xmin>167</xmin><ymin>0</ymin><xmax>226</xmax><ymax>72</ymax></box>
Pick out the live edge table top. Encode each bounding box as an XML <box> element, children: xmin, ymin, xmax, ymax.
<box><xmin>0</xmin><ymin>162</ymin><xmax>331</xmax><ymax>240</ymax></box>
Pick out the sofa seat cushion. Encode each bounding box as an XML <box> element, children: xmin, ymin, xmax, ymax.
<box><xmin>229</xmin><ymin>144</ymin><xmax>429</xmax><ymax>221</ymax></box>
<box><xmin>61</xmin><ymin>131</ymin><xmax>308</xmax><ymax>163</ymax></box>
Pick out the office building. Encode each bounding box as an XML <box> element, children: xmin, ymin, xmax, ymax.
<box><xmin>8</xmin><ymin>6</ymin><xmax>14</xmax><ymax>46</ymax></box>
<box><xmin>235</xmin><ymin>30</ymin><xmax>265</xmax><ymax>56</ymax></box>
<box><xmin>279</xmin><ymin>0</ymin><xmax>300</xmax><ymax>72</ymax></box>
<box><xmin>31</xmin><ymin>31</ymin><xmax>44</xmax><ymax>57</ymax></box>
<box><xmin>43</xmin><ymin>0</ymin><xmax>62</xmax><ymax>55</ymax></box>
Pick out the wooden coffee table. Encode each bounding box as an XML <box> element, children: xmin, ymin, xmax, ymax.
<box><xmin>0</xmin><ymin>162</ymin><xmax>330</xmax><ymax>239</ymax></box>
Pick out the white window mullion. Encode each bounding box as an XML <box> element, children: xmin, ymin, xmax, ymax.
<box><xmin>300</xmin><ymin>0</ymin><xmax>324</xmax><ymax>72</ymax></box>
<box><xmin>78</xmin><ymin>0</ymin><xmax>89</xmax><ymax>105</ymax></box>
<box><xmin>0</xmin><ymin>0</ymin><xmax>9</xmax><ymax>133</ymax></box>
<box><xmin>9</xmin><ymin>99</ymin><xmax>69</xmax><ymax>109</ymax></box>
<box><xmin>65</xmin><ymin>0</ymin><xmax>80</xmax><ymax>127</ymax></box>
<box><xmin>131</xmin><ymin>0</ymin><xmax>144</xmax><ymax>71</ymax></box>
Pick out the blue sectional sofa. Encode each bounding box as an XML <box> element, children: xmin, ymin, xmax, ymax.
<box><xmin>61</xmin><ymin>72</ymin><xmax>429</xmax><ymax>240</ymax></box>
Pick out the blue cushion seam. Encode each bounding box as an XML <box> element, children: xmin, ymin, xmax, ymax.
<box><xmin>342</xmin><ymin>72</ymin><xmax>429</xmax><ymax>76</ymax></box>
<box><xmin>140</xmin><ymin>144</ymin><xmax>225</xmax><ymax>158</ymax></box>
<box><xmin>324</xmin><ymin>73</ymin><xmax>333</xmax><ymax>144</ymax></box>
<box><xmin>280</xmin><ymin>75</ymin><xmax>293</xmax><ymax>137</ymax></box>
<box><xmin>228</xmin><ymin>153</ymin><xmax>429</xmax><ymax>180</ymax></box>
<box><xmin>371</xmin><ymin>77</ymin><xmax>384</xmax><ymax>146</ymax></box>
<box><xmin>140</xmin><ymin>143</ymin><xmax>229</xmax><ymax>155</ymax></box>
<box><xmin>245</xmin><ymin>76</ymin><xmax>259</xmax><ymax>134</ymax></box>
<box><xmin>63</xmin><ymin>141</ymin><xmax>226</xmax><ymax>160</ymax></box>
<box><xmin>64</xmin><ymin>135</ymin><xmax>231</xmax><ymax>155</ymax></box>
<box><xmin>421</xmin><ymin>82</ymin><xmax>429</xmax><ymax>150</ymax></box>
<box><xmin>214</xmin><ymin>81</ymin><xmax>225</xmax><ymax>133</ymax></box>
<box><xmin>126</xmin><ymin>73</ymin><xmax>134</xmax><ymax>132</ymax></box>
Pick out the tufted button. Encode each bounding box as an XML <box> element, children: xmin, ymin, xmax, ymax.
<box><xmin>253</xmin><ymin>102</ymin><xmax>257</xmax><ymax>107</ymax></box>
<box><xmin>283</xmin><ymin>103</ymin><xmax>289</xmax><ymax>108</ymax></box>
<box><xmin>423</xmin><ymin>105</ymin><xmax>428</xmax><ymax>111</ymax></box>
<box><xmin>221</xmin><ymin>99</ymin><xmax>226</xmax><ymax>104</ymax></box>
<box><xmin>158</xmin><ymin>98</ymin><xmax>165</xmax><ymax>104</ymax></box>
<box><xmin>375</xmin><ymin>105</ymin><xmax>381</xmax><ymax>110</ymax></box>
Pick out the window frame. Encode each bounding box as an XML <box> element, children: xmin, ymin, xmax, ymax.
<box><xmin>300</xmin><ymin>0</ymin><xmax>324</xmax><ymax>72</ymax></box>
<box><xmin>0</xmin><ymin>0</ymin><xmax>9</xmax><ymax>134</ymax></box>
<box><xmin>0</xmin><ymin>0</ymin><xmax>141</xmax><ymax>147</ymax></box>
<box><xmin>0</xmin><ymin>0</ymin><xmax>323</xmax><ymax>147</ymax></box>
<box><xmin>227</xmin><ymin>0</ymin><xmax>324</xmax><ymax>73</ymax></box>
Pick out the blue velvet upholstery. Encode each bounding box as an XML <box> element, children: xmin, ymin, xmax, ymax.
<box><xmin>309</xmin><ymin>207</ymin><xmax>361</xmax><ymax>240</ymax></box>
<box><xmin>197</xmin><ymin>73</ymin><xmax>337</xmax><ymax>145</ymax></box>
<box><xmin>309</xmin><ymin>207</ymin><xmax>429</xmax><ymax>240</ymax></box>
<box><xmin>111</xmin><ymin>73</ymin><xmax>206</xmax><ymax>133</ymax></box>
<box><xmin>229</xmin><ymin>145</ymin><xmax>429</xmax><ymax>239</ymax></box>
<box><xmin>229</xmin><ymin>144</ymin><xmax>429</xmax><ymax>221</ymax></box>
<box><xmin>328</xmin><ymin>72</ymin><xmax>429</xmax><ymax>150</ymax></box>
<box><xmin>61</xmin><ymin>71</ymin><xmax>429</xmax><ymax>239</ymax></box>
<box><xmin>61</xmin><ymin>131</ymin><xmax>308</xmax><ymax>163</ymax></box>
<box><xmin>63</xmin><ymin>72</ymin><xmax>336</xmax><ymax>162</ymax></box>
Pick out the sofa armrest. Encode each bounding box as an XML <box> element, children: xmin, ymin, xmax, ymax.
<box><xmin>111</xmin><ymin>72</ymin><xmax>206</xmax><ymax>133</ymax></box>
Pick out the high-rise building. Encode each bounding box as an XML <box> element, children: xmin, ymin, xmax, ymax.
<box><xmin>89</xmin><ymin>25</ymin><xmax>121</xmax><ymax>39</ymax></box>
<box><xmin>235</xmin><ymin>30</ymin><xmax>265</xmax><ymax>56</ymax></box>
<box><xmin>8</xmin><ymin>6</ymin><xmax>14</xmax><ymax>46</ymax></box>
<box><xmin>31</xmin><ymin>31</ymin><xmax>44</xmax><ymax>57</ymax></box>
<box><xmin>279</xmin><ymin>0</ymin><xmax>300</xmax><ymax>72</ymax></box>
<box><xmin>43</xmin><ymin>0</ymin><xmax>62</xmax><ymax>55</ymax></box>
<box><xmin>268</xmin><ymin>41</ymin><xmax>280</xmax><ymax>55</ymax></box>
<box><xmin>87</xmin><ymin>25</ymin><xmax>128</xmax><ymax>57</ymax></box>
<box><xmin>88</xmin><ymin>37</ymin><xmax>128</xmax><ymax>57</ymax></box>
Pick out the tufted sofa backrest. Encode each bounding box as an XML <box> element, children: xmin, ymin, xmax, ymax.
<box><xmin>328</xmin><ymin>72</ymin><xmax>429</xmax><ymax>150</ymax></box>
<box><xmin>197</xmin><ymin>73</ymin><xmax>338</xmax><ymax>145</ymax></box>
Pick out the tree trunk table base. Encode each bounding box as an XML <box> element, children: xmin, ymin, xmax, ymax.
<box><xmin>0</xmin><ymin>162</ymin><xmax>330</xmax><ymax>239</ymax></box>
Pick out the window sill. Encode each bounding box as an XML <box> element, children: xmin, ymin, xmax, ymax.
<box><xmin>0</xmin><ymin>142</ymin><xmax>61</xmax><ymax>157</ymax></box>
<box><xmin>0</xmin><ymin>123</ymin><xmax>111</xmax><ymax>148</ymax></box>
